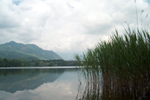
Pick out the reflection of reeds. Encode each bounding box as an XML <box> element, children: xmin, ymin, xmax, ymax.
<box><xmin>76</xmin><ymin>66</ymin><xmax>103</xmax><ymax>100</ymax></box>
<box><xmin>75</xmin><ymin>28</ymin><xmax>150</xmax><ymax>100</ymax></box>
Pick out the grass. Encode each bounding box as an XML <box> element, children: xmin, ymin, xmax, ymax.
<box><xmin>75</xmin><ymin>28</ymin><xmax>150</xmax><ymax>100</ymax></box>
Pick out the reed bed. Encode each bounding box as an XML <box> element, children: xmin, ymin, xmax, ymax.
<box><xmin>75</xmin><ymin>28</ymin><xmax>150</xmax><ymax>100</ymax></box>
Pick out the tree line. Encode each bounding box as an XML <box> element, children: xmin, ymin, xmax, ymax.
<box><xmin>0</xmin><ymin>58</ymin><xmax>78</xmax><ymax>67</ymax></box>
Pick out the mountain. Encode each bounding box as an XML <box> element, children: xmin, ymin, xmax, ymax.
<box><xmin>0</xmin><ymin>41</ymin><xmax>62</xmax><ymax>60</ymax></box>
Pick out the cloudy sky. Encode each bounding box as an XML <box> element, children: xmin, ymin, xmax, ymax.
<box><xmin>0</xmin><ymin>0</ymin><xmax>150</xmax><ymax>60</ymax></box>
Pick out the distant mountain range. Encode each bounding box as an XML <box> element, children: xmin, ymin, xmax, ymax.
<box><xmin>0</xmin><ymin>41</ymin><xmax>62</xmax><ymax>60</ymax></box>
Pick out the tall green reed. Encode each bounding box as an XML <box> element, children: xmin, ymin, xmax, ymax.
<box><xmin>75</xmin><ymin>28</ymin><xmax>150</xmax><ymax>100</ymax></box>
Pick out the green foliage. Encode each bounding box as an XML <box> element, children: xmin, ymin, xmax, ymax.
<box><xmin>0</xmin><ymin>59</ymin><xmax>23</xmax><ymax>67</ymax></box>
<box><xmin>0</xmin><ymin>59</ymin><xmax>77</xmax><ymax>67</ymax></box>
<box><xmin>76</xmin><ymin>28</ymin><xmax>150</xmax><ymax>100</ymax></box>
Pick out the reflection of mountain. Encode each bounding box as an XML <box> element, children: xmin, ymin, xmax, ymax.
<box><xmin>0</xmin><ymin>69</ymin><xmax>65</xmax><ymax>93</ymax></box>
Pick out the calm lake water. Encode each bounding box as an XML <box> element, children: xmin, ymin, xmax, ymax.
<box><xmin>0</xmin><ymin>66</ymin><xmax>81</xmax><ymax>100</ymax></box>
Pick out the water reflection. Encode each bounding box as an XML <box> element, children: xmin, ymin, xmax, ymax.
<box><xmin>0</xmin><ymin>68</ymin><xmax>80</xmax><ymax>100</ymax></box>
<box><xmin>76</xmin><ymin>68</ymin><xmax>103</xmax><ymax>100</ymax></box>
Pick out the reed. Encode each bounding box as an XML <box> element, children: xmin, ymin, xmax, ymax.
<box><xmin>75</xmin><ymin>28</ymin><xmax>150</xmax><ymax>100</ymax></box>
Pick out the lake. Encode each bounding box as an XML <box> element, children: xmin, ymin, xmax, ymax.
<box><xmin>0</xmin><ymin>66</ymin><xmax>82</xmax><ymax>100</ymax></box>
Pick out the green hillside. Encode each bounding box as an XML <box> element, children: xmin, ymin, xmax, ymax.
<box><xmin>0</xmin><ymin>41</ymin><xmax>62</xmax><ymax>60</ymax></box>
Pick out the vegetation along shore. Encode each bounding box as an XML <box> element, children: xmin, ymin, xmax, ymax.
<box><xmin>0</xmin><ymin>59</ymin><xmax>78</xmax><ymax>67</ymax></box>
<box><xmin>75</xmin><ymin>28</ymin><xmax>150</xmax><ymax>100</ymax></box>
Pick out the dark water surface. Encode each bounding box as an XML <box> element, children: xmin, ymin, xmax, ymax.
<box><xmin>0</xmin><ymin>66</ymin><xmax>81</xmax><ymax>100</ymax></box>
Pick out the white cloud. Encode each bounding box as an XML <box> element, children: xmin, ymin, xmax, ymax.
<box><xmin>0</xmin><ymin>0</ymin><xmax>150</xmax><ymax>60</ymax></box>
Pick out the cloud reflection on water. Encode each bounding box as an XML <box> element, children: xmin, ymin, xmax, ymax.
<box><xmin>0</xmin><ymin>69</ymin><xmax>79</xmax><ymax>100</ymax></box>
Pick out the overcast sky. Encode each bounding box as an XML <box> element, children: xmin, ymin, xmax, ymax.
<box><xmin>0</xmin><ymin>0</ymin><xmax>150</xmax><ymax>60</ymax></box>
